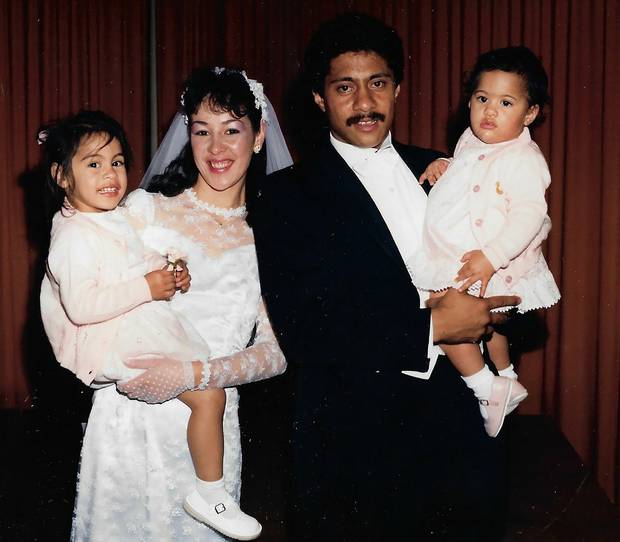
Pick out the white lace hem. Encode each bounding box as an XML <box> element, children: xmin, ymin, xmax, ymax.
<box><xmin>409</xmin><ymin>252</ymin><xmax>560</xmax><ymax>313</ymax></box>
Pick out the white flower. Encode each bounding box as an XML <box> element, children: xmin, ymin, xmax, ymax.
<box><xmin>166</xmin><ymin>250</ymin><xmax>187</xmax><ymax>271</ymax></box>
<box><xmin>36</xmin><ymin>129</ymin><xmax>48</xmax><ymax>145</ymax></box>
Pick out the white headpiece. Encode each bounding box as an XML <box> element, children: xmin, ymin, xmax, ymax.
<box><xmin>240</xmin><ymin>71</ymin><xmax>269</xmax><ymax>123</ymax></box>
<box><xmin>143</xmin><ymin>69</ymin><xmax>292</xmax><ymax>185</ymax></box>
<box><xmin>180</xmin><ymin>67</ymin><xmax>269</xmax><ymax>124</ymax></box>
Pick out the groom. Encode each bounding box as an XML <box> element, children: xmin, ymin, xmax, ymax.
<box><xmin>249</xmin><ymin>13</ymin><xmax>516</xmax><ymax>541</ymax></box>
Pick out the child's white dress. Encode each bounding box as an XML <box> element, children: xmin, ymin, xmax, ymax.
<box><xmin>409</xmin><ymin>127</ymin><xmax>560</xmax><ymax>312</ymax></box>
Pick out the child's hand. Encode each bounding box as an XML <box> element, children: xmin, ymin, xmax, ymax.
<box><xmin>145</xmin><ymin>269</ymin><xmax>177</xmax><ymax>300</ymax></box>
<box><xmin>419</xmin><ymin>158</ymin><xmax>450</xmax><ymax>185</ymax></box>
<box><xmin>174</xmin><ymin>262</ymin><xmax>191</xmax><ymax>293</ymax></box>
<box><xmin>455</xmin><ymin>250</ymin><xmax>495</xmax><ymax>297</ymax></box>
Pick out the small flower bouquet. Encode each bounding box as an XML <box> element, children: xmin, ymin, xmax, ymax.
<box><xmin>166</xmin><ymin>250</ymin><xmax>187</xmax><ymax>273</ymax></box>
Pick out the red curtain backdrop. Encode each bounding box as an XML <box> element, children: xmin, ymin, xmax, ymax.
<box><xmin>0</xmin><ymin>0</ymin><xmax>148</xmax><ymax>408</ymax></box>
<box><xmin>2</xmin><ymin>0</ymin><xmax>619</xmax><ymax>508</ymax></box>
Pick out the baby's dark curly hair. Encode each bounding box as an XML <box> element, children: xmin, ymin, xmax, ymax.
<box><xmin>464</xmin><ymin>46</ymin><xmax>550</xmax><ymax>126</ymax></box>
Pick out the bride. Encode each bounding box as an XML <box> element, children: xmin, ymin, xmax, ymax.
<box><xmin>71</xmin><ymin>66</ymin><xmax>292</xmax><ymax>541</ymax></box>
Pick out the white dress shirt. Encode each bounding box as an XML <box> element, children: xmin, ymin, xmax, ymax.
<box><xmin>330</xmin><ymin>132</ymin><xmax>441</xmax><ymax>378</ymax></box>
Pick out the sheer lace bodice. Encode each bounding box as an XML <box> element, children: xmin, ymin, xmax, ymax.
<box><xmin>71</xmin><ymin>188</ymin><xmax>285</xmax><ymax>541</ymax></box>
<box><xmin>127</xmin><ymin>187</ymin><xmax>254</xmax><ymax>259</ymax></box>
<box><xmin>123</xmin><ymin>188</ymin><xmax>285</xmax><ymax>386</ymax></box>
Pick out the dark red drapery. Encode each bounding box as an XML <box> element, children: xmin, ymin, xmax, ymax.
<box><xmin>1</xmin><ymin>0</ymin><xmax>618</xmax><ymax>507</ymax></box>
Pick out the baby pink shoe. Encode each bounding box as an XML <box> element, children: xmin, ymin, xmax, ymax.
<box><xmin>479</xmin><ymin>376</ymin><xmax>513</xmax><ymax>438</ymax></box>
<box><xmin>506</xmin><ymin>379</ymin><xmax>528</xmax><ymax>415</ymax></box>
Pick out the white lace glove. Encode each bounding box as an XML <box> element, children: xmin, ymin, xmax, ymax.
<box><xmin>115</xmin><ymin>325</ymin><xmax>285</xmax><ymax>403</ymax></box>
<box><xmin>116</xmin><ymin>356</ymin><xmax>205</xmax><ymax>404</ymax></box>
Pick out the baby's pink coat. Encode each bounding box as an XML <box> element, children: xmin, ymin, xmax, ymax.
<box><xmin>456</xmin><ymin>127</ymin><xmax>551</xmax><ymax>287</ymax></box>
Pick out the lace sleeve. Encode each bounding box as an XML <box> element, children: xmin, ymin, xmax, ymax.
<box><xmin>115</xmin><ymin>299</ymin><xmax>287</xmax><ymax>403</ymax></box>
<box><xmin>205</xmin><ymin>297</ymin><xmax>286</xmax><ymax>388</ymax></box>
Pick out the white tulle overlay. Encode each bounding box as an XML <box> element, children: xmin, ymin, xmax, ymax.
<box><xmin>71</xmin><ymin>188</ymin><xmax>286</xmax><ymax>541</ymax></box>
<box><xmin>140</xmin><ymin>113</ymin><xmax>187</xmax><ymax>188</ymax></box>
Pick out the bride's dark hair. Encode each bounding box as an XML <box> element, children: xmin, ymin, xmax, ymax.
<box><xmin>147</xmin><ymin>66</ymin><xmax>263</xmax><ymax>197</ymax></box>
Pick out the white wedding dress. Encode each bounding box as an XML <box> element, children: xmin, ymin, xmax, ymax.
<box><xmin>71</xmin><ymin>188</ymin><xmax>286</xmax><ymax>541</ymax></box>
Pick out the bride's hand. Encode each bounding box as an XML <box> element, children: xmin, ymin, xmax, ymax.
<box><xmin>116</xmin><ymin>356</ymin><xmax>199</xmax><ymax>403</ymax></box>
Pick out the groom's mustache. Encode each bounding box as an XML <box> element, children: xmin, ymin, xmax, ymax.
<box><xmin>346</xmin><ymin>112</ymin><xmax>386</xmax><ymax>126</ymax></box>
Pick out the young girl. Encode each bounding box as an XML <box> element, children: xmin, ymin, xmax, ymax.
<box><xmin>410</xmin><ymin>46</ymin><xmax>561</xmax><ymax>437</ymax></box>
<box><xmin>39</xmin><ymin>110</ymin><xmax>262</xmax><ymax>540</ymax></box>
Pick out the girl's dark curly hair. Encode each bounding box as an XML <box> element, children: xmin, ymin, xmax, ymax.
<box><xmin>146</xmin><ymin>67</ymin><xmax>263</xmax><ymax>197</ymax></box>
<box><xmin>37</xmin><ymin>110</ymin><xmax>132</xmax><ymax>212</ymax></box>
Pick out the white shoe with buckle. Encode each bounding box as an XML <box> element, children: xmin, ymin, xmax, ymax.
<box><xmin>184</xmin><ymin>489</ymin><xmax>262</xmax><ymax>540</ymax></box>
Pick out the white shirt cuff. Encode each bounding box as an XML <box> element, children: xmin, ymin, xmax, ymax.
<box><xmin>402</xmin><ymin>300</ymin><xmax>444</xmax><ymax>380</ymax></box>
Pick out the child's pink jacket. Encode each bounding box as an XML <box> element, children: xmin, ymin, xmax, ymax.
<box><xmin>40</xmin><ymin>210</ymin><xmax>154</xmax><ymax>385</ymax></box>
<box><xmin>457</xmin><ymin>127</ymin><xmax>551</xmax><ymax>287</ymax></box>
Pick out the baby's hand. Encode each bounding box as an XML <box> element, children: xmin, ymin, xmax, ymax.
<box><xmin>455</xmin><ymin>250</ymin><xmax>495</xmax><ymax>297</ymax></box>
<box><xmin>419</xmin><ymin>158</ymin><xmax>450</xmax><ymax>186</ymax></box>
<box><xmin>145</xmin><ymin>269</ymin><xmax>177</xmax><ymax>300</ymax></box>
<box><xmin>174</xmin><ymin>262</ymin><xmax>191</xmax><ymax>293</ymax></box>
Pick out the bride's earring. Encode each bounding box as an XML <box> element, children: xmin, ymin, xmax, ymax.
<box><xmin>253</xmin><ymin>144</ymin><xmax>262</xmax><ymax>154</ymax></box>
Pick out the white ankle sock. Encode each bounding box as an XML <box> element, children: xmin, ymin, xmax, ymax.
<box><xmin>498</xmin><ymin>364</ymin><xmax>518</xmax><ymax>380</ymax></box>
<box><xmin>196</xmin><ymin>477</ymin><xmax>241</xmax><ymax>520</ymax></box>
<box><xmin>196</xmin><ymin>476</ymin><xmax>229</xmax><ymax>504</ymax></box>
<box><xmin>462</xmin><ymin>365</ymin><xmax>494</xmax><ymax>401</ymax></box>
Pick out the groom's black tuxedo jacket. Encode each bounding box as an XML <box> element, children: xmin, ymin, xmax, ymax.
<box><xmin>249</xmin><ymin>137</ymin><xmax>442</xmax><ymax>374</ymax></box>
<box><xmin>248</xmin><ymin>137</ymin><xmax>505</xmax><ymax>540</ymax></box>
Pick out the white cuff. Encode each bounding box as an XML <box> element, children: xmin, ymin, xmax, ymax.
<box><xmin>401</xmin><ymin>313</ymin><xmax>444</xmax><ymax>380</ymax></box>
<box><xmin>427</xmin><ymin>314</ymin><xmax>445</xmax><ymax>361</ymax></box>
<box><xmin>196</xmin><ymin>360</ymin><xmax>211</xmax><ymax>390</ymax></box>
<box><xmin>417</xmin><ymin>288</ymin><xmax>429</xmax><ymax>309</ymax></box>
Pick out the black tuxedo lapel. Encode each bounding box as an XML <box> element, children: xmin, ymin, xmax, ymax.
<box><xmin>306</xmin><ymin>140</ymin><xmax>404</xmax><ymax>264</ymax></box>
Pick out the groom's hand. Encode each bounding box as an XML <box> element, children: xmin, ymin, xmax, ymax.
<box><xmin>428</xmin><ymin>288</ymin><xmax>519</xmax><ymax>344</ymax></box>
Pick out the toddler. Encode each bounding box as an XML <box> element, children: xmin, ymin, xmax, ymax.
<box><xmin>411</xmin><ymin>47</ymin><xmax>561</xmax><ymax>437</ymax></box>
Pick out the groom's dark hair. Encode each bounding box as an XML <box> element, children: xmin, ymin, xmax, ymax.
<box><xmin>304</xmin><ymin>12</ymin><xmax>404</xmax><ymax>97</ymax></box>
